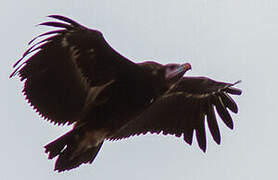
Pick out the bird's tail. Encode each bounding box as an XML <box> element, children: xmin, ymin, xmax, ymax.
<box><xmin>44</xmin><ymin>128</ymin><xmax>104</xmax><ymax>172</ymax></box>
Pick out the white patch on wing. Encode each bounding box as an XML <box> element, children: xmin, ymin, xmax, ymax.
<box><xmin>87</xmin><ymin>48</ymin><xmax>95</xmax><ymax>58</ymax></box>
<box><xmin>69</xmin><ymin>46</ymin><xmax>80</xmax><ymax>62</ymax></box>
<box><xmin>152</xmin><ymin>69</ymin><xmax>158</xmax><ymax>75</ymax></box>
<box><xmin>84</xmin><ymin>79</ymin><xmax>115</xmax><ymax>107</ymax></box>
<box><xmin>163</xmin><ymin>91</ymin><xmax>213</xmax><ymax>99</ymax></box>
<box><xmin>67</xmin><ymin>45</ymin><xmax>90</xmax><ymax>97</ymax></box>
<box><xmin>61</xmin><ymin>37</ymin><xmax>69</xmax><ymax>47</ymax></box>
<box><xmin>88</xmin><ymin>48</ymin><xmax>94</xmax><ymax>53</ymax></box>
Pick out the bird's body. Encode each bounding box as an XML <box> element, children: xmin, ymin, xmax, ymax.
<box><xmin>11</xmin><ymin>15</ymin><xmax>242</xmax><ymax>172</ymax></box>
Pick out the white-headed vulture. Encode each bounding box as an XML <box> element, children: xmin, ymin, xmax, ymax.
<box><xmin>10</xmin><ymin>15</ymin><xmax>242</xmax><ymax>172</ymax></box>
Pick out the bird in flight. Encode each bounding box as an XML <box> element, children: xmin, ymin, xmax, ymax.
<box><xmin>10</xmin><ymin>15</ymin><xmax>242</xmax><ymax>172</ymax></box>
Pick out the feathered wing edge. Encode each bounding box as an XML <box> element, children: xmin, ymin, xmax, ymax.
<box><xmin>109</xmin><ymin>77</ymin><xmax>242</xmax><ymax>152</ymax></box>
<box><xmin>10</xmin><ymin>15</ymin><xmax>92</xmax><ymax>125</ymax></box>
<box><xmin>10</xmin><ymin>15</ymin><xmax>140</xmax><ymax>126</ymax></box>
<box><xmin>10</xmin><ymin>15</ymin><xmax>83</xmax><ymax>78</ymax></box>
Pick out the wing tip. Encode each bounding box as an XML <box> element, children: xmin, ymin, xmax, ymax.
<box><xmin>215</xmin><ymin>137</ymin><xmax>221</xmax><ymax>145</ymax></box>
<box><xmin>199</xmin><ymin>144</ymin><xmax>207</xmax><ymax>153</ymax></box>
<box><xmin>226</xmin><ymin>80</ymin><xmax>242</xmax><ymax>95</ymax></box>
<box><xmin>47</xmin><ymin>15</ymin><xmax>81</xmax><ymax>27</ymax></box>
<box><xmin>233</xmin><ymin>80</ymin><xmax>242</xmax><ymax>85</ymax></box>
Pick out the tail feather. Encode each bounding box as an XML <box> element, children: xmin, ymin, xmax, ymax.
<box><xmin>44</xmin><ymin>129</ymin><xmax>104</xmax><ymax>172</ymax></box>
<box><xmin>54</xmin><ymin>141</ymin><xmax>103</xmax><ymax>172</ymax></box>
<box><xmin>44</xmin><ymin>130</ymin><xmax>74</xmax><ymax>159</ymax></box>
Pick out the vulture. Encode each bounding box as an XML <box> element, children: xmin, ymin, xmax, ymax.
<box><xmin>10</xmin><ymin>15</ymin><xmax>242</xmax><ymax>172</ymax></box>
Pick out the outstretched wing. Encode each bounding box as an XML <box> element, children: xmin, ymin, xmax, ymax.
<box><xmin>10</xmin><ymin>15</ymin><xmax>137</xmax><ymax>125</ymax></box>
<box><xmin>110</xmin><ymin>77</ymin><xmax>242</xmax><ymax>152</ymax></box>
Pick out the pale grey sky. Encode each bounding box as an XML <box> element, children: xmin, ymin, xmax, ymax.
<box><xmin>2</xmin><ymin>0</ymin><xmax>277</xmax><ymax>179</ymax></box>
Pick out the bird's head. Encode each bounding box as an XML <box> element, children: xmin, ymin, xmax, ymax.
<box><xmin>164</xmin><ymin>63</ymin><xmax>191</xmax><ymax>84</ymax></box>
<box><xmin>139</xmin><ymin>61</ymin><xmax>191</xmax><ymax>90</ymax></box>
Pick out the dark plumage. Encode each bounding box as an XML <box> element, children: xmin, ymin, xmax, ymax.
<box><xmin>11</xmin><ymin>15</ymin><xmax>242</xmax><ymax>172</ymax></box>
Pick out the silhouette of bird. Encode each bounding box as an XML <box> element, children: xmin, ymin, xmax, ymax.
<box><xmin>10</xmin><ymin>15</ymin><xmax>242</xmax><ymax>172</ymax></box>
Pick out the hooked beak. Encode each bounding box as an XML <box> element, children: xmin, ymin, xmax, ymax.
<box><xmin>165</xmin><ymin>63</ymin><xmax>192</xmax><ymax>80</ymax></box>
<box><xmin>177</xmin><ymin>63</ymin><xmax>192</xmax><ymax>74</ymax></box>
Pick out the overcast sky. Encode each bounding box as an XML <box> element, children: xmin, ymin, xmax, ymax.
<box><xmin>2</xmin><ymin>0</ymin><xmax>277</xmax><ymax>179</ymax></box>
